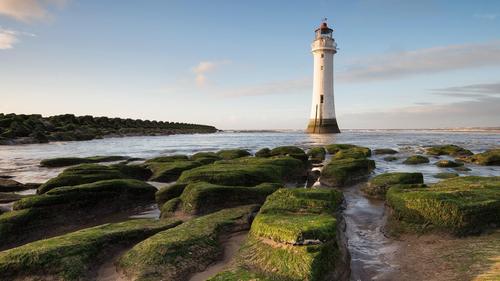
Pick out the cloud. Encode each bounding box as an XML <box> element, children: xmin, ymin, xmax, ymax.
<box><xmin>220</xmin><ymin>77</ymin><xmax>311</xmax><ymax>97</ymax></box>
<box><xmin>0</xmin><ymin>28</ymin><xmax>18</xmax><ymax>49</ymax></box>
<box><xmin>191</xmin><ymin>60</ymin><xmax>230</xmax><ymax>87</ymax></box>
<box><xmin>337</xmin><ymin>41</ymin><xmax>500</xmax><ymax>83</ymax></box>
<box><xmin>431</xmin><ymin>82</ymin><xmax>500</xmax><ymax>98</ymax></box>
<box><xmin>340</xmin><ymin>96</ymin><xmax>500</xmax><ymax>129</ymax></box>
<box><xmin>0</xmin><ymin>0</ymin><xmax>67</xmax><ymax>22</ymax></box>
<box><xmin>0</xmin><ymin>27</ymin><xmax>34</xmax><ymax>49</ymax></box>
<box><xmin>474</xmin><ymin>13</ymin><xmax>497</xmax><ymax>20</ymax></box>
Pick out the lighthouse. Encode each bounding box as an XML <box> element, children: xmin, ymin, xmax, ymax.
<box><xmin>306</xmin><ymin>20</ymin><xmax>340</xmax><ymax>134</ymax></box>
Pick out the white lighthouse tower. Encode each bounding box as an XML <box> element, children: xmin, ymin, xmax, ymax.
<box><xmin>306</xmin><ymin>20</ymin><xmax>340</xmax><ymax>134</ymax></box>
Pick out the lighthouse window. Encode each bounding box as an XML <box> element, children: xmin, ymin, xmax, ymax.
<box><xmin>321</xmin><ymin>66</ymin><xmax>324</xmax><ymax>70</ymax></box>
<box><xmin>320</xmin><ymin>95</ymin><xmax>324</xmax><ymax>103</ymax></box>
<box><xmin>321</xmin><ymin>53</ymin><xmax>324</xmax><ymax>58</ymax></box>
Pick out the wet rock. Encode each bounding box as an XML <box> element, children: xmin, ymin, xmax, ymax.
<box><xmin>255</xmin><ymin>148</ymin><xmax>271</xmax><ymax>158</ymax></box>
<box><xmin>216</xmin><ymin>149</ymin><xmax>251</xmax><ymax>160</ymax></box>
<box><xmin>403</xmin><ymin>155</ymin><xmax>430</xmax><ymax>165</ymax></box>
<box><xmin>320</xmin><ymin>158</ymin><xmax>376</xmax><ymax>187</ymax></box>
<box><xmin>425</xmin><ymin>144</ymin><xmax>473</xmax><ymax>157</ymax></box>
<box><xmin>386</xmin><ymin>176</ymin><xmax>500</xmax><ymax>235</ymax></box>
<box><xmin>373</xmin><ymin>148</ymin><xmax>398</xmax><ymax>155</ymax></box>
<box><xmin>40</xmin><ymin>156</ymin><xmax>129</xmax><ymax>168</ymax></box>
<box><xmin>453</xmin><ymin>166</ymin><xmax>471</xmax><ymax>172</ymax></box>
<box><xmin>435</xmin><ymin>160</ymin><xmax>463</xmax><ymax>168</ymax></box>
<box><xmin>362</xmin><ymin>172</ymin><xmax>424</xmax><ymax>199</ymax></box>
<box><xmin>118</xmin><ymin>205</ymin><xmax>258</xmax><ymax>281</ymax></box>
<box><xmin>462</xmin><ymin>149</ymin><xmax>500</xmax><ymax>166</ymax></box>
<box><xmin>178</xmin><ymin>156</ymin><xmax>306</xmax><ymax>186</ymax></box>
<box><xmin>0</xmin><ymin>192</ymin><xmax>25</xmax><ymax>203</ymax></box>
<box><xmin>307</xmin><ymin>147</ymin><xmax>326</xmax><ymax>163</ymax></box>
<box><xmin>0</xmin><ymin>219</ymin><xmax>181</xmax><ymax>281</ymax></box>
<box><xmin>384</xmin><ymin>156</ymin><xmax>398</xmax><ymax>162</ymax></box>
<box><xmin>0</xmin><ymin>179</ymin><xmax>27</xmax><ymax>192</ymax></box>
<box><xmin>434</xmin><ymin>172</ymin><xmax>459</xmax><ymax>179</ymax></box>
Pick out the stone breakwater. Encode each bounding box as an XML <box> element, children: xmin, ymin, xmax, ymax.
<box><xmin>0</xmin><ymin>143</ymin><xmax>498</xmax><ymax>280</ymax></box>
<box><xmin>0</xmin><ymin>113</ymin><xmax>217</xmax><ymax>145</ymax></box>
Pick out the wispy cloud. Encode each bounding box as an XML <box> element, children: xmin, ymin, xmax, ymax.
<box><xmin>191</xmin><ymin>60</ymin><xmax>230</xmax><ymax>87</ymax></box>
<box><xmin>219</xmin><ymin>77</ymin><xmax>311</xmax><ymax>97</ymax></box>
<box><xmin>338</xmin><ymin>41</ymin><xmax>500</xmax><ymax>83</ymax></box>
<box><xmin>474</xmin><ymin>13</ymin><xmax>497</xmax><ymax>20</ymax></box>
<box><xmin>0</xmin><ymin>0</ymin><xmax>67</xmax><ymax>22</ymax></box>
<box><xmin>341</xmin><ymin>96</ymin><xmax>500</xmax><ymax>129</ymax></box>
<box><xmin>431</xmin><ymin>82</ymin><xmax>500</xmax><ymax>98</ymax></box>
<box><xmin>0</xmin><ymin>28</ymin><xmax>17</xmax><ymax>49</ymax></box>
<box><xmin>0</xmin><ymin>27</ymin><xmax>34</xmax><ymax>49</ymax></box>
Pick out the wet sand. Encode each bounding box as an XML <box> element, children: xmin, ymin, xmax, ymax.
<box><xmin>188</xmin><ymin>231</ymin><xmax>248</xmax><ymax>281</ymax></box>
<box><xmin>96</xmin><ymin>248</ymin><xmax>129</xmax><ymax>281</ymax></box>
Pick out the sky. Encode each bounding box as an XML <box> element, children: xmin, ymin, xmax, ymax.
<box><xmin>1</xmin><ymin>0</ymin><xmax>499</xmax><ymax>130</ymax></box>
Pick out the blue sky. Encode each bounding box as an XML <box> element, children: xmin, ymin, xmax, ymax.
<box><xmin>1</xmin><ymin>0</ymin><xmax>499</xmax><ymax>129</ymax></box>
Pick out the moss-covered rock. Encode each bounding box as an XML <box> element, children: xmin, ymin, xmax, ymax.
<box><xmin>155</xmin><ymin>183</ymin><xmax>187</xmax><ymax>206</ymax></box>
<box><xmin>238</xmin><ymin>188</ymin><xmax>344</xmax><ymax>281</ymax></box>
<box><xmin>176</xmin><ymin>182</ymin><xmax>280</xmax><ymax>216</ymax></box>
<box><xmin>307</xmin><ymin>147</ymin><xmax>326</xmax><ymax>163</ymax></box>
<box><xmin>255</xmin><ymin>148</ymin><xmax>271</xmax><ymax>158</ymax></box>
<box><xmin>110</xmin><ymin>163</ymin><xmax>152</xmax><ymax>180</ymax></box>
<box><xmin>145</xmin><ymin>154</ymin><xmax>189</xmax><ymax>163</ymax></box>
<box><xmin>160</xmin><ymin>197</ymin><xmax>182</xmax><ymax>218</ymax></box>
<box><xmin>325</xmin><ymin>144</ymin><xmax>357</xmax><ymax>154</ymax></box>
<box><xmin>403</xmin><ymin>155</ymin><xmax>430</xmax><ymax>165</ymax></box>
<box><xmin>463</xmin><ymin>149</ymin><xmax>500</xmax><ymax>166</ymax></box>
<box><xmin>118</xmin><ymin>205</ymin><xmax>258</xmax><ymax>281</ymax></box>
<box><xmin>146</xmin><ymin>160</ymin><xmax>202</xmax><ymax>182</ymax></box>
<box><xmin>40</xmin><ymin>155</ymin><xmax>129</xmax><ymax>168</ymax></box>
<box><xmin>190</xmin><ymin>152</ymin><xmax>222</xmax><ymax>164</ymax></box>
<box><xmin>17</xmin><ymin>179</ymin><xmax>156</xmax><ymax>210</ymax></box>
<box><xmin>362</xmin><ymin>172</ymin><xmax>424</xmax><ymax>199</ymax></box>
<box><xmin>384</xmin><ymin>156</ymin><xmax>398</xmax><ymax>162</ymax></box>
<box><xmin>435</xmin><ymin>160</ymin><xmax>464</xmax><ymax>168</ymax></box>
<box><xmin>434</xmin><ymin>172</ymin><xmax>459</xmax><ymax>179</ymax></box>
<box><xmin>332</xmin><ymin>146</ymin><xmax>372</xmax><ymax>160</ymax></box>
<box><xmin>386</xmin><ymin>176</ymin><xmax>500</xmax><ymax>235</ymax></box>
<box><xmin>0</xmin><ymin>219</ymin><xmax>181</xmax><ymax>281</ymax></box>
<box><xmin>373</xmin><ymin>148</ymin><xmax>398</xmax><ymax>155</ymax></box>
<box><xmin>270</xmin><ymin>146</ymin><xmax>308</xmax><ymax>162</ymax></box>
<box><xmin>216</xmin><ymin>149</ymin><xmax>251</xmax><ymax>160</ymax></box>
<box><xmin>1</xmin><ymin>179</ymin><xmax>157</xmax><ymax>249</ymax></box>
<box><xmin>426</xmin><ymin>144</ymin><xmax>473</xmax><ymax>157</ymax></box>
<box><xmin>178</xmin><ymin>156</ymin><xmax>306</xmax><ymax>186</ymax></box>
<box><xmin>38</xmin><ymin>163</ymin><xmax>143</xmax><ymax>194</ymax></box>
<box><xmin>320</xmin><ymin>158</ymin><xmax>376</xmax><ymax>187</ymax></box>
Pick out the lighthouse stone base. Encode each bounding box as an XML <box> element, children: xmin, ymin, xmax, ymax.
<box><xmin>306</xmin><ymin>118</ymin><xmax>341</xmax><ymax>134</ymax></box>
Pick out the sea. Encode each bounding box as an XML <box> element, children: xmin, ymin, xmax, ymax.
<box><xmin>0</xmin><ymin>130</ymin><xmax>498</xmax><ymax>185</ymax></box>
